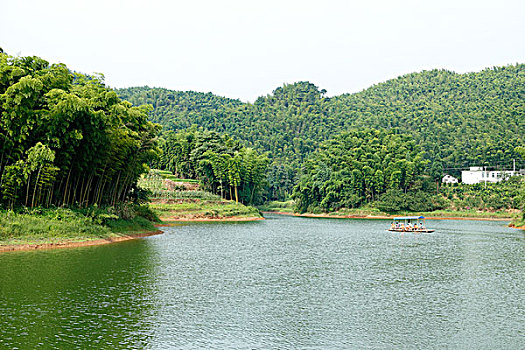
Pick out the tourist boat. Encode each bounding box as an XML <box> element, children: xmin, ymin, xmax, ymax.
<box><xmin>387</xmin><ymin>216</ymin><xmax>435</xmax><ymax>233</ymax></box>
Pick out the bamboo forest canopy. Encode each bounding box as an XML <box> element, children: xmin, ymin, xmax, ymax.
<box><xmin>118</xmin><ymin>64</ymin><xmax>525</xmax><ymax>199</ymax></box>
<box><xmin>0</xmin><ymin>53</ymin><xmax>160</xmax><ymax>209</ymax></box>
<box><xmin>153</xmin><ymin>128</ymin><xmax>269</xmax><ymax>205</ymax></box>
<box><xmin>117</xmin><ymin>87</ymin><xmax>244</xmax><ymax>131</ymax></box>
<box><xmin>292</xmin><ymin>129</ymin><xmax>441</xmax><ymax>213</ymax></box>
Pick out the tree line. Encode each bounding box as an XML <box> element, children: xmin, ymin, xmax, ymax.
<box><xmin>292</xmin><ymin>129</ymin><xmax>445</xmax><ymax>213</ymax></box>
<box><xmin>3</xmin><ymin>51</ymin><xmax>521</xmax><ymax>215</ymax></box>
<box><xmin>153</xmin><ymin>128</ymin><xmax>269</xmax><ymax>205</ymax></box>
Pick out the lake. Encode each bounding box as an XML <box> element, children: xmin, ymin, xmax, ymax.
<box><xmin>0</xmin><ymin>215</ymin><xmax>523</xmax><ymax>349</ymax></box>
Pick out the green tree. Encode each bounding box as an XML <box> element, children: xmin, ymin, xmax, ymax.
<box><xmin>293</xmin><ymin>129</ymin><xmax>430</xmax><ymax>213</ymax></box>
<box><xmin>156</xmin><ymin>129</ymin><xmax>268</xmax><ymax>204</ymax></box>
<box><xmin>0</xmin><ymin>52</ymin><xmax>160</xmax><ymax>209</ymax></box>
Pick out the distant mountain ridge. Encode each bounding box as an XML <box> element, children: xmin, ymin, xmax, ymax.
<box><xmin>117</xmin><ymin>64</ymin><xmax>525</xmax><ymax>176</ymax></box>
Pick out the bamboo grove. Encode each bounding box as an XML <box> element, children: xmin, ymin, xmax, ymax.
<box><xmin>292</xmin><ymin>129</ymin><xmax>441</xmax><ymax>212</ymax></box>
<box><xmin>153</xmin><ymin>128</ymin><xmax>269</xmax><ymax>204</ymax></box>
<box><xmin>0</xmin><ymin>53</ymin><xmax>160</xmax><ymax>209</ymax></box>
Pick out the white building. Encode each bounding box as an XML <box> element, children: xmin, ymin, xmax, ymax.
<box><xmin>442</xmin><ymin>174</ymin><xmax>458</xmax><ymax>183</ymax></box>
<box><xmin>461</xmin><ymin>166</ymin><xmax>523</xmax><ymax>184</ymax></box>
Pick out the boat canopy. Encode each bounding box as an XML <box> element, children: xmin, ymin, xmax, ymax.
<box><xmin>393</xmin><ymin>216</ymin><xmax>425</xmax><ymax>220</ymax></box>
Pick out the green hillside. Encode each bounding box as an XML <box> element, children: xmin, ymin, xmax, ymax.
<box><xmin>116</xmin><ymin>87</ymin><xmax>244</xmax><ymax>130</ymax></box>
<box><xmin>331</xmin><ymin>66</ymin><xmax>525</xmax><ymax>172</ymax></box>
<box><xmin>117</xmin><ymin>64</ymin><xmax>525</xmax><ymax>200</ymax></box>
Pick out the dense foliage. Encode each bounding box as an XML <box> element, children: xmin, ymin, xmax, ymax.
<box><xmin>152</xmin><ymin>128</ymin><xmax>269</xmax><ymax>204</ymax></box>
<box><xmin>116</xmin><ymin>87</ymin><xmax>244</xmax><ymax>130</ymax></box>
<box><xmin>1</xmin><ymin>50</ymin><xmax>523</xmax><ymax>219</ymax></box>
<box><xmin>330</xmin><ymin>66</ymin><xmax>525</xmax><ymax>176</ymax></box>
<box><xmin>439</xmin><ymin>177</ymin><xmax>525</xmax><ymax>211</ymax></box>
<box><xmin>118</xmin><ymin>65</ymin><xmax>525</xmax><ymax>201</ymax></box>
<box><xmin>0</xmin><ymin>53</ymin><xmax>160</xmax><ymax>209</ymax></box>
<box><xmin>292</xmin><ymin>129</ymin><xmax>443</xmax><ymax>213</ymax></box>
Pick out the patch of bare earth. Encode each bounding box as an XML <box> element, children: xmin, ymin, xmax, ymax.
<box><xmin>0</xmin><ymin>230</ymin><xmax>163</xmax><ymax>252</ymax></box>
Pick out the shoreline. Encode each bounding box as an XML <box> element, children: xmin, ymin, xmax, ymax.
<box><xmin>508</xmin><ymin>224</ymin><xmax>525</xmax><ymax>230</ymax></box>
<box><xmin>263</xmin><ymin>211</ymin><xmax>512</xmax><ymax>222</ymax></box>
<box><xmin>0</xmin><ymin>230</ymin><xmax>164</xmax><ymax>253</ymax></box>
<box><xmin>157</xmin><ymin>216</ymin><xmax>264</xmax><ymax>224</ymax></box>
<box><xmin>2</xmin><ymin>212</ymin><xmax>518</xmax><ymax>252</ymax></box>
<box><xmin>0</xmin><ymin>216</ymin><xmax>264</xmax><ymax>252</ymax></box>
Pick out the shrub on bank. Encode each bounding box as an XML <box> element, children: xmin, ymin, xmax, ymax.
<box><xmin>511</xmin><ymin>211</ymin><xmax>525</xmax><ymax>228</ymax></box>
<box><xmin>0</xmin><ymin>209</ymin><xmax>110</xmax><ymax>240</ymax></box>
<box><xmin>372</xmin><ymin>190</ymin><xmax>447</xmax><ymax>213</ymax></box>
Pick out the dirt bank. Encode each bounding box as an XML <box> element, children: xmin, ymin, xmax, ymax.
<box><xmin>158</xmin><ymin>216</ymin><xmax>264</xmax><ymax>223</ymax></box>
<box><xmin>265</xmin><ymin>212</ymin><xmax>511</xmax><ymax>221</ymax></box>
<box><xmin>0</xmin><ymin>230</ymin><xmax>163</xmax><ymax>252</ymax></box>
<box><xmin>508</xmin><ymin>224</ymin><xmax>525</xmax><ymax>230</ymax></box>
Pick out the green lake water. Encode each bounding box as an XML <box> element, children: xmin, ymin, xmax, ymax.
<box><xmin>0</xmin><ymin>214</ymin><xmax>523</xmax><ymax>349</ymax></box>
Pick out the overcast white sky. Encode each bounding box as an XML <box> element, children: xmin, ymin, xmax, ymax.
<box><xmin>1</xmin><ymin>0</ymin><xmax>524</xmax><ymax>101</ymax></box>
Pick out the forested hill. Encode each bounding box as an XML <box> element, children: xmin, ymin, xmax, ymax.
<box><xmin>117</xmin><ymin>64</ymin><xmax>525</xmax><ymax>178</ymax></box>
<box><xmin>116</xmin><ymin>87</ymin><xmax>244</xmax><ymax>130</ymax></box>
<box><xmin>331</xmin><ymin>66</ymin><xmax>525</xmax><ymax>172</ymax></box>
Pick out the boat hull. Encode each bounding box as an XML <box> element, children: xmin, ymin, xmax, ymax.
<box><xmin>387</xmin><ymin>229</ymin><xmax>435</xmax><ymax>233</ymax></box>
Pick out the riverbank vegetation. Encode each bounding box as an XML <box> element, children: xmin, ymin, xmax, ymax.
<box><xmin>292</xmin><ymin>129</ymin><xmax>442</xmax><ymax>213</ymax></box>
<box><xmin>512</xmin><ymin>147</ymin><xmax>525</xmax><ymax>226</ymax></box>
<box><xmin>0</xmin><ymin>52</ymin><xmax>164</xmax><ymax>246</ymax></box>
<box><xmin>0</xmin><ymin>53</ymin><xmax>160</xmax><ymax>209</ymax></box>
<box><xmin>0</xmin><ymin>46</ymin><xmax>264</xmax><ymax>247</ymax></box>
<box><xmin>439</xmin><ymin>178</ymin><xmax>525</xmax><ymax>212</ymax></box>
<box><xmin>0</xmin><ymin>204</ymin><xmax>159</xmax><ymax>246</ymax></box>
<box><xmin>258</xmin><ymin>200</ymin><xmax>295</xmax><ymax>213</ymax></box>
<box><xmin>138</xmin><ymin>170</ymin><xmax>262</xmax><ymax>221</ymax></box>
<box><xmin>150</xmin><ymin>201</ymin><xmax>261</xmax><ymax>221</ymax></box>
<box><xmin>260</xmin><ymin>201</ymin><xmax>516</xmax><ymax>220</ymax></box>
<box><xmin>511</xmin><ymin>213</ymin><xmax>525</xmax><ymax>228</ymax></box>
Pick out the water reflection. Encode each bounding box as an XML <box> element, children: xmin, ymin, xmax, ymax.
<box><xmin>0</xmin><ymin>240</ymin><xmax>159</xmax><ymax>349</ymax></box>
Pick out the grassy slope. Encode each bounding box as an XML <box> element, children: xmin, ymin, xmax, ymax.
<box><xmin>0</xmin><ymin>207</ymin><xmax>159</xmax><ymax>246</ymax></box>
<box><xmin>141</xmin><ymin>171</ymin><xmax>262</xmax><ymax>221</ymax></box>
<box><xmin>510</xmin><ymin>213</ymin><xmax>525</xmax><ymax>228</ymax></box>
<box><xmin>257</xmin><ymin>200</ymin><xmax>295</xmax><ymax>213</ymax></box>
<box><xmin>0</xmin><ymin>199</ymin><xmax>262</xmax><ymax>247</ymax></box>
<box><xmin>0</xmin><ymin>173</ymin><xmax>263</xmax><ymax>248</ymax></box>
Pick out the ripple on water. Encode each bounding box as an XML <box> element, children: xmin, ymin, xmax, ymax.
<box><xmin>0</xmin><ymin>216</ymin><xmax>523</xmax><ymax>349</ymax></box>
